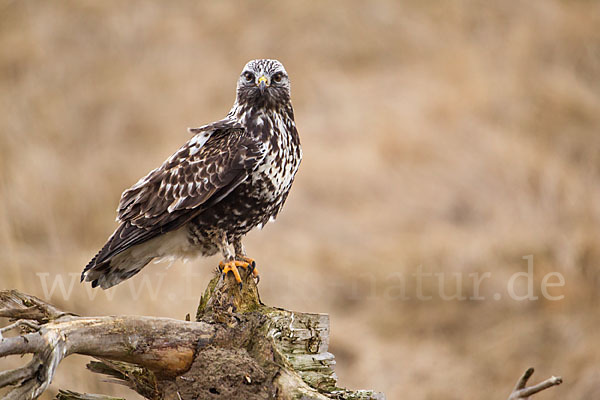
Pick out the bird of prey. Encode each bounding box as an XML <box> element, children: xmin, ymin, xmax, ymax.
<box><xmin>82</xmin><ymin>59</ymin><xmax>302</xmax><ymax>289</ymax></box>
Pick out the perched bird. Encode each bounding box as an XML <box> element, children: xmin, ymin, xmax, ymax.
<box><xmin>82</xmin><ymin>59</ymin><xmax>302</xmax><ymax>289</ymax></box>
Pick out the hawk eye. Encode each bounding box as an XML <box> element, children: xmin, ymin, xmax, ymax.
<box><xmin>272</xmin><ymin>72</ymin><xmax>283</xmax><ymax>83</ymax></box>
<box><xmin>243</xmin><ymin>72</ymin><xmax>255</xmax><ymax>82</ymax></box>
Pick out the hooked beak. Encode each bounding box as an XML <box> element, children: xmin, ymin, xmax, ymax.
<box><xmin>257</xmin><ymin>75</ymin><xmax>268</xmax><ymax>94</ymax></box>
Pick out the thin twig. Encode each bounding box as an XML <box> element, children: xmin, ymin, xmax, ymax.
<box><xmin>513</xmin><ymin>367</ymin><xmax>535</xmax><ymax>391</ymax></box>
<box><xmin>508</xmin><ymin>368</ymin><xmax>563</xmax><ymax>400</ymax></box>
<box><xmin>0</xmin><ymin>319</ymin><xmax>41</xmax><ymax>338</ymax></box>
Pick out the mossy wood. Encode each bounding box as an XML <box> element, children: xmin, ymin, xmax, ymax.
<box><xmin>0</xmin><ymin>271</ymin><xmax>385</xmax><ymax>399</ymax></box>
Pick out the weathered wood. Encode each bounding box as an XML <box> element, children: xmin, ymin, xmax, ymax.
<box><xmin>0</xmin><ymin>289</ymin><xmax>75</xmax><ymax>322</ymax></box>
<box><xmin>168</xmin><ymin>271</ymin><xmax>385</xmax><ymax>399</ymax></box>
<box><xmin>0</xmin><ymin>270</ymin><xmax>562</xmax><ymax>399</ymax></box>
<box><xmin>0</xmin><ymin>271</ymin><xmax>385</xmax><ymax>399</ymax></box>
<box><xmin>56</xmin><ymin>390</ymin><xmax>124</xmax><ymax>400</ymax></box>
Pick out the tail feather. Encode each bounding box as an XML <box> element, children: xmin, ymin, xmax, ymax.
<box><xmin>82</xmin><ymin>222</ymin><xmax>159</xmax><ymax>289</ymax></box>
<box><xmin>81</xmin><ymin>243</ymin><xmax>110</xmax><ymax>283</ymax></box>
<box><xmin>83</xmin><ymin>254</ymin><xmax>153</xmax><ymax>289</ymax></box>
<box><xmin>82</xmin><ymin>222</ymin><xmax>196</xmax><ymax>289</ymax></box>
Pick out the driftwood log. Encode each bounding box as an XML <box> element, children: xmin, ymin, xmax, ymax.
<box><xmin>0</xmin><ymin>269</ymin><xmax>561</xmax><ymax>399</ymax></box>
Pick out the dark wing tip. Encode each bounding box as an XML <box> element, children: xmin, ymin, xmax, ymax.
<box><xmin>81</xmin><ymin>251</ymin><xmax>101</xmax><ymax>282</ymax></box>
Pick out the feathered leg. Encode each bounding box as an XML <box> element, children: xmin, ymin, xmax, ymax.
<box><xmin>233</xmin><ymin>239</ymin><xmax>259</xmax><ymax>283</ymax></box>
<box><xmin>217</xmin><ymin>234</ymin><xmax>258</xmax><ymax>288</ymax></box>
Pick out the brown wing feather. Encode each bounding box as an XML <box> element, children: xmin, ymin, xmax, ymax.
<box><xmin>84</xmin><ymin>120</ymin><xmax>266</xmax><ymax>273</ymax></box>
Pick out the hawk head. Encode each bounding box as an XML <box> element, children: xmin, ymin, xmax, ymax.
<box><xmin>236</xmin><ymin>59</ymin><xmax>291</xmax><ymax>109</ymax></box>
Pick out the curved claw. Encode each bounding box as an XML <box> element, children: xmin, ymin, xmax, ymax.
<box><xmin>219</xmin><ymin>261</ymin><xmax>243</xmax><ymax>287</ymax></box>
<box><xmin>234</xmin><ymin>256</ymin><xmax>260</xmax><ymax>285</ymax></box>
<box><xmin>246</xmin><ymin>262</ymin><xmax>260</xmax><ymax>284</ymax></box>
<box><xmin>219</xmin><ymin>259</ymin><xmax>259</xmax><ymax>288</ymax></box>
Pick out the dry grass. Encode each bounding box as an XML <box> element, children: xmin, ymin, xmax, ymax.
<box><xmin>1</xmin><ymin>0</ymin><xmax>600</xmax><ymax>398</ymax></box>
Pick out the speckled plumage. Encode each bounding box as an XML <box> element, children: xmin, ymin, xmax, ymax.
<box><xmin>82</xmin><ymin>59</ymin><xmax>301</xmax><ymax>289</ymax></box>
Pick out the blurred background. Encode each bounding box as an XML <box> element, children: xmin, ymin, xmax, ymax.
<box><xmin>1</xmin><ymin>0</ymin><xmax>599</xmax><ymax>398</ymax></box>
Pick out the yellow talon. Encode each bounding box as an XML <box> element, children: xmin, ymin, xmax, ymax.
<box><xmin>219</xmin><ymin>261</ymin><xmax>243</xmax><ymax>285</ymax></box>
<box><xmin>219</xmin><ymin>258</ymin><xmax>259</xmax><ymax>287</ymax></box>
<box><xmin>236</xmin><ymin>256</ymin><xmax>260</xmax><ymax>281</ymax></box>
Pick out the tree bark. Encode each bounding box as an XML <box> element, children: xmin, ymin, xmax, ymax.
<box><xmin>0</xmin><ymin>270</ymin><xmax>562</xmax><ymax>399</ymax></box>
